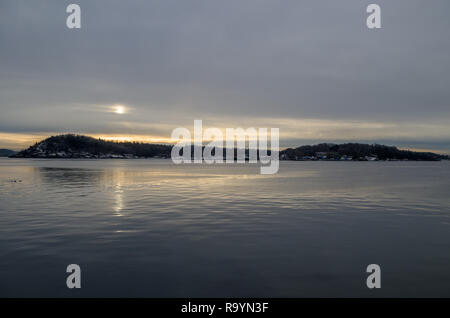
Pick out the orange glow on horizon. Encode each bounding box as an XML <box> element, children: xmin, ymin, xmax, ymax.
<box><xmin>0</xmin><ymin>132</ymin><xmax>176</xmax><ymax>150</ymax></box>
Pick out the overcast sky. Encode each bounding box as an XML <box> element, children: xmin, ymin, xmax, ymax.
<box><xmin>1</xmin><ymin>0</ymin><xmax>450</xmax><ymax>152</ymax></box>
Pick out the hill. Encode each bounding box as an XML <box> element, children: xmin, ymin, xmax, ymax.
<box><xmin>12</xmin><ymin>134</ymin><xmax>171</xmax><ymax>159</ymax></box>
<box><xmin>280</xmin><ymin>143</ymin><xmax>448</xmax><ymax>161</ymax></box>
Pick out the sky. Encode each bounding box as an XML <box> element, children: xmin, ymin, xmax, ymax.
<box><xmin>1</xmin><ymin>0</ymin><xmax>450</xmax><ymax>153</ymax></box>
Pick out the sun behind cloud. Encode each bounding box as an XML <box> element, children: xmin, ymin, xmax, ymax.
<box><xmin>113</xmin><ymin>105</ymin><xmax>126</xmax><ymax>114</ymax></box>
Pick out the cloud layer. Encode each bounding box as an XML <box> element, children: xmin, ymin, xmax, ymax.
<box><xmin>1</xmin><ymin>0</ymin><xmax>449</xmax><ymax>152</ymax></box>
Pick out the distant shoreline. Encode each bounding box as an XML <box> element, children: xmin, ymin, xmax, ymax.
<box><xmin>9</xmin><ymin>134</ymin><xmax>450</xmax><ymax>162</ymax></box>
<box><xmin>3</xmin><ymin>157</ymin><xmax>449</xmax><ymax>163</ymax></box>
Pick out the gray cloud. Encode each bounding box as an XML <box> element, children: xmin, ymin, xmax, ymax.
<box><xmin>1</xmin><ymin>0</ymin><xmax>450</xmax><ymax>151</ymax></box>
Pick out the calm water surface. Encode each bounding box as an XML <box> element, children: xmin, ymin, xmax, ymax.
<box><xmin>0</xmin><ymin>158</ymin><xmax>449</xmax><ymax>297</ymax></box>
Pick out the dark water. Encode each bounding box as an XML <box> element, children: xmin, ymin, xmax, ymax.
<box><xmin>0</xmin><ymin>158</ymin><xmax>449</xmax><ymax>297</ymax></box>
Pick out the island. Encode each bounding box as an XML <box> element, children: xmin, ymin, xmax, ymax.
<box><xmin>12</xmin><ymin>134</ymin><xmax>172</xmax><ymax>159</ymax></box>
<box><xmin>0</xmin><ymin>149</ymin><xmax>17</xmax><ymax>157</ymax></box>
<box><xmin>281</xmin><ymin>143</ymin><xmax>448</xmax><ymax>161</ymax></box>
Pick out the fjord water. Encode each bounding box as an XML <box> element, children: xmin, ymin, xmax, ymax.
<box><xmin>0</xmin><ymin>158</ymin><xmax>449</xmax><ymax>297</ymax></box>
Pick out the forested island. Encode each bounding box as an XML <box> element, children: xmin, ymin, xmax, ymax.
<box><xmin>281</xmin><ymin>143</ymin><xmax>448</xmax><ymax>161</ymax></box>
<box><xmin>10</xmin><ymin>134</ymin><xmax>449</xmax><ymax>161</ymax></box>
<box><xmin>12</xmin><ymin>134</ymin><xmax>172</xmax><ymax>159</ymax></box>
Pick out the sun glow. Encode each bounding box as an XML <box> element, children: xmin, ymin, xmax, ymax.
<box><xmin>114</xmin><ymin>105</ymin><xmax>126</xmax><ymax>114</ymax></box>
